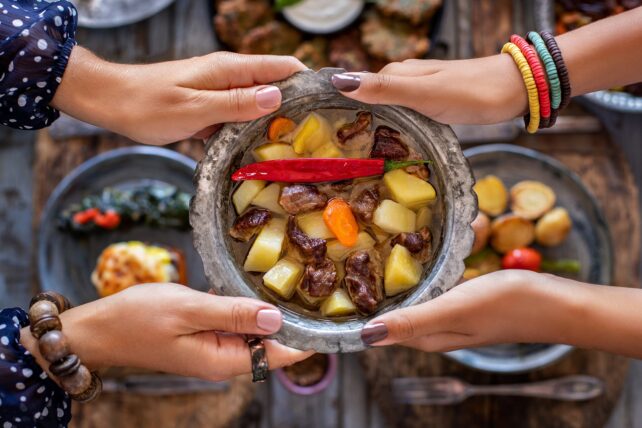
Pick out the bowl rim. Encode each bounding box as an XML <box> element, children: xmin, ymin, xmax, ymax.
<box><xmin>191</xmin><ymin>68</ymin><xmax>476</xmax><ymax>353</ymax></box>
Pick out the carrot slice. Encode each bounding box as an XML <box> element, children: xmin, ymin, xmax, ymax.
<box><xmin>323</xmin><ymin>198</ymin><xmax>359</xmax><ymax>247</ymax></box>
<box><xmin>267</xmin><ymin>117</ymin><xmax>296</xmax><ymax>141</ymax></box>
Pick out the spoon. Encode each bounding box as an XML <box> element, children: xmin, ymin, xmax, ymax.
<box><xmin>392</xmin><ymin>375</ymin><xmax>604</xmax><ymax>405</ymax></box>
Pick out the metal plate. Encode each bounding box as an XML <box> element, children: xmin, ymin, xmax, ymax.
<box><xmin>71</xmin><ymin>0</ymin><xmax>176</xmax><ymax>29</ymax></box>
<box><xmin>38</xmin><ymin>147</ymin><xmax>208</xmax><ymax>305</ymax></box>
<box><xmin>446</xmin><ymin>144</ymin><xmax>613</xmax><ymax>373</ymax></box>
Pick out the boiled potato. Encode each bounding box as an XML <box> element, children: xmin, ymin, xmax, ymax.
<box><xmin>292</xmin><ymin>113</ymin><xmax>331</xmax><ymax>154</ymax></box>
<box><xmin>489</xmin><ymin>214</ymin><xmax>535</xmax><ymax>253</ymax></box>
<box><xmin>253</xmin><ymin>143</ymin><xmax>299</xmax><ymax>162</ymax></box>
<box><xmin>373</xmin><ymin>199</ymin><xmax>416</xmax><ymax>234</ymax></box>
<box><xmin>470</xmin><ymin>212</ymin><xmax>491</xmax><ymax>255</ymax></box>
<box><xmin>383</xmin><ymin>169</ymin><xmax>436</xmax><ymax>210</ymax></box>
<box><xmin>474</xmin><ymin>175</ymin><xmax>508</xmax><ymax>217</ymax></box>
<box><xmin>462</xmin><ymin>268</ymin><xmax>482</xmax><ymax>280</ymax></box>
<box><xmin>510</xmin><ymin>180</ymin><xmax>556</xmax><ymax>220</ymax></box>
<box><xmin>535</xmin><ymin>207</ymin><xmax>572</xmax><ymax>246</ymax></box>
<box><xmin>297</xmin><ymin>211</ymin><xmax>335</xmax><ymax>239</ymax></box>
<box><xmin>384</xmin><ymin>244</ymin><xmax>423</xmax><ymax>296</ymax></box>
<box><xmin>320</xmin><ymin>289</ymin><xmax>357</xmax><ymax>317</ymax></box>
<box><xmin>252</xmin><ymin>183</ymin><xmax>285</xmax><ymax>215</ymax></box>
<box><xmin>416</xmin><ymin>206</ymin><xmax>432</xmax><ymax>230</ymax></box>
<box><xmin>369</xmin><ymin>225</ymin><xmax>390</xmax><ymax>244</ymax></box>
<box><xmin>244</xmin><ymin>218</ymin><xmax>286</xmax><ymax>272</ymax></box>
<box><xmin>262</xmin><ymin>258</ymin><xmax>304</xmax><ymax>299</ymax></box>
<box><xmin>233</xmin><ymin>180</ymin><xmax>266</xmax><ymax>214</ymax></box>
<box><xmin>327</xmin><ymin>232</ymin><xmax>376</xmax><ymax>261</ymax></box>
<box><xmin>311</xmin><ymin>141</ymin><xmax>343</xmax><ymax>158</ymax></box>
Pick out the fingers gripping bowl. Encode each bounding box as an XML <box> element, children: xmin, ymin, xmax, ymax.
<box><xmin>191</xmin><ymin>68</ymin><xmax>476</xmax><ymax>353</ymax></box>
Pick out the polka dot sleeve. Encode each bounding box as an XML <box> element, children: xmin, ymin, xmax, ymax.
<box><xmin>0</xmin><ymin>308</ymin><xmax>71</xmax><ymax>428</ymax></box>
<box><xmin>0</xmin><ymin>0</ymin><xmax>78</xmax><ymax>130</ymax></box>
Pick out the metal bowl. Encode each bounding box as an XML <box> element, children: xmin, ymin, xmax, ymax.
<box><xmin>531</xmin><ymin>0</ymin><xmax>642</xmax><ymax>113</ymax></box>
<box><xmin>191</xmin><ymin>68</ymin><xmax>476</xmax><ymax>353</ymax></box>
<box><xmin>38</xmin><ymin>147</ymin><xmax>208</xmax><ymax>305</ymax></box>
<box><xmin>70</xmin><ymin>0</ymin><xmax>176</xmax><ymax>29</ymax></box>
<box><xmin>446</xmin><ymin>144</ymin><xmax>613</xmax><ymax>373</ymax></box>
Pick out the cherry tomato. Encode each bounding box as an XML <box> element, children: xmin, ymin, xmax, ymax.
<box><xmin>94</xmin><ymin>210</ymin><xmax>121</xmax><ymax>229</ymax></box>
<box><xmin>72</xmin><ymin>208</ymin><xmax>100</xmax><ymax>225</ymax></box>
<box><xmin>501</xmin><ymin>247</ymin><xmax>542</xmax><ymax>271</ymax></box>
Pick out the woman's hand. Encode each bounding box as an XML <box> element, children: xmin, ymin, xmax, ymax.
<box><xmin>21</xmin><ymin>284</ymin><xmax>313</xmax><ymax>381</ymax></box>
<box><xmin>52</xmin><ymin>48</ymin><xmax>306</xmax><ymax>145</ymax></box>
<box><xmin>331</xmin><ymin>56</ymin><xmax>528</xmax><ymax>125</ymax></box>
<box><xmin>360</xmin><ymin>270</ymin><xmax>588</xmax><ymax>352</ymax></box>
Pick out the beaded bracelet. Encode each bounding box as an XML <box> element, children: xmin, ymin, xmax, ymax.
<box><xmin>501</xmin><ymin>42</ymin><xmax>540</xmax><ymax>133</ymax></box>
<box><xmin>28</xmin><ymin>292</ymin><xmax>102</xmax><ymax>403</ymax></box>
<box><xmin>527</xmin><ymin>31</ymin><xmax>562</xmax><ymax>110</ymax></box>
<box><xmin>540</xmin><ymin>31</ymin><xmax>572</xmax><ymax>111</ymax></box>
<box><xmin>510</xmin><ymin>34</ymin><xmax>551</xmax><ymax>129</ymax></box>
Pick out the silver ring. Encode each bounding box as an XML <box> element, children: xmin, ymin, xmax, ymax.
<box><xmin>247</xmin><ymin>337</ymin><xmax>268</xmax><ymax>383</ymax></box>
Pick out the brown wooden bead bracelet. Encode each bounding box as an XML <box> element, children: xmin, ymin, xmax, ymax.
<box><xmin>28</xmin><ymin>291</ymin><xmax>102</xmax><ymax>403</ymax></box>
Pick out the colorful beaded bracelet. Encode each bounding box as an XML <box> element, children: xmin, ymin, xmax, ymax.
<box><xmin>540</xmin><ymin>31</ymin><xmax>572</xmax><ymax>110</ymax></box>
<box><xmin>527</xmin><ymin>31</ymin><xmax>562</xmax><ymax>111</ymax></box>
<box><xmin>28</xmin><ymin>291</ymin><xmax>102</xmax><ymax>403</ymax></box>
<box><xmin>501</xmin><ymin>42</ymin><xmax>540</xmax><ymax>133</ymax></box>
<box><xmin>510</xmin><ymin>34</ymin><xmax>551</xmax><ymax>128</ymax></box>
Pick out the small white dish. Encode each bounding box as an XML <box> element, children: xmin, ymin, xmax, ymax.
<box><xmin>282</xmin><ymin>0</ymin><xmax>365</xmax><ymax>34</ymax></box>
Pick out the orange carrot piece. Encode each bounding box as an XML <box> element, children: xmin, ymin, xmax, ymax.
<box><xmin>268</xmin><ymin>117</ymin><xmax>296</xmax><ymax>141</ymax></box>
<box><xmin>323</xmin><ymin>198</ymin><xmax>359</xmax><ymax>247</ymax></box>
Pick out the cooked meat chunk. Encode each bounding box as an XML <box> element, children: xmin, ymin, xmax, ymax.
<box><xmin>279</xmin><ymin>184</ymin><xmax>328</xmax><ymax>215</ymax></box>
<box><xmin>349</xmin><ymin>187</ymin><xmax>380</xmax><ymax>224</ymax></box>
<box><xmin>229</xmin><ymin>208</ymin><xmax>271</xmax><ymax>242</ymax></box>
<box><xmin>318</xmin><ymin>180</ymin><xmax>353</xmax><ymax>200</ymax></box>
<box><xmin>239</xmin><ymin>21</ymin><xmax>302</xmax><ymax>55</ymax></box>
<box><xmin>301</xmin><ymin>258</ymin><xmax>337</xmax><ymax>297</ymax></box>
<box><xmin>287</xmin><ymin>216</ymin><xmax>327</xmax><ymax>264</ymax></box>
<box><xmin>391</xmin><ymin>226</ymin><xmax>432</xmax><ymax>263</ymax></box>
<box><xmin>405</xmin><ymin>149</ymin><xmax>430</xmax><ymax>180</ymax></box>
<box><xmin>329</xmin><ymin>30</ymin><xmax>370</xmax><ymax>72</ymax></box>
<box><xmin>337</xmin><ymin>111</ymin><xmax>372</xmax><ymax>145</ymax></box>
<box><xmin>360</xmin><ymin>11</ymin><xmax>430</xmax><ymax>62</ymax></box>
<box><xmin>375</xmin><ymin>0</ymin><xmax>442</xmax><ymax>25</ymax></box>
<box><xmin>345</xmin><ymin>249</ymin><xmax>384</xmax><ymax>314</ymax></box>
<box><xmin>214</xmin><ymin>0</ymin><xmax>273</xmax><ymax>50</ymax></box>
<box><xmin>371</xmin><ymin>125</ymin><xmax>409</xmax><ymax>160</ymax></box>
<box><xmin>294</xmin><ymin>38</ymin><xmax>330</xmax><ymax>70</ymax></box>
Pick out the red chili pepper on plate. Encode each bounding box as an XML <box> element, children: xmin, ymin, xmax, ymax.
<box><xmin>94</xmin><ymin>210</ymin><xmax>121</xmax><ymax>229</ymax></box>
<box><xmin>72</xmin><ymin>208</ymin><xmax>100</xmax><ymax>225</ymax></box>
<box><xmin>232</xmin><ymin>158</ymin><xmax>431</xmax><ymax>182</ymax></box>
<box><xmin>502</xmin><ymin>247</ymin><xmax>581</xmax><ymax>274</ymax></box>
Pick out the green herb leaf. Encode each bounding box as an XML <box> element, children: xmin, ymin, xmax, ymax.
<box><xmin>275</xmin><ymin>0</ymin><xmax>304</xmax><ymax>11</ymax></box>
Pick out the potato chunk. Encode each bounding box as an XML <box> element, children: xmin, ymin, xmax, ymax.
<box><xmin>244</xmin><ymin>218</ymin><xmax>287</xmax><ymax>272</ymax></box>
<box><xmin>253</xmin><ymin>143</ymin><xmax>299</xmax><ymax>162</ymax></box>
<box><xmin>233</xmin><ymin>180</ymin><xmax>266</xmax><ymax>214</ymax></box>
<box><xmin>535</xmin><ymin>207</ymin><xmax>572</xmax><ymax>246</ymax></box>
<box><xmin>252</xmin><ymin>183</ymin><xmax>286</xmax><ymax>215</ymax></box>
<box><xmin>311</xmin><ymin>141</ymin><xmax>343</xmax><ymax>158</ymax></box>
<box><xmin>327</xmin><ymin>232</ymin><xmax>376</xmax><ymax>261</ymax></box>
<box><xmin>383</xmin><ymin>169</ymin><xmax>436</xmax><ymax>210</ymax></box>
<box><xmin>262</xmin><ymin>258</ymin><xmax>304</xmax><ymax>299</ymax></box>
<box><xmin>489</xmin><ymin>214</ymin><xmax>535</xmax><ymax>253</ymax></box>
<box><xmin>510</xmin><ymin>180</ymin><xmax>556</xmax><ymax>220</ymax></box>
<box><xmin>384</xmin><ymin>244</ymin><xmax>423</xmax><ymax>296</ymax></box>
<box><xmin>474</xmin><ymin>175</ymin><xmax>508</xmax><ymax>217</ymax></box>
<box><xmin>297</xmin><ymin>210</ymin><xmax>335</xmax><ymax>239</ymax></box>
<box><xmin>292</xmin><ymin>113</ymin><xmax>331</xmax><ymax>154</ymax></box>
<box><xmin>320</xmin><ymin>289</ymin><xmax>357</xmax><ymax>317</ymax></box>
<box><xmin>373</xmin><ymin>199</ymin><xmax>416</xmax><ymax>234</ymax></box>
<box><xmin>416</xmin><ymin>206</ymin><xmax>432</xmax><ymax>230</ymax></box>
<box><xmin>470</xmin><ymin>212</ymin><xmax>491</xmax><ymax>255</ymax></box>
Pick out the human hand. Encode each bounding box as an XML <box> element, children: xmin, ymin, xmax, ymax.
<box><xmin>21</xmin><ymin>283</ymin><xmax>313</xmax><ymax>381</ymax></box>
<box><xmin>331</xmin><ymin>55</ymin><xmax>529</xmax><ymax>125</ymax></box>
<box><xmin>52</xmin><ymin>48</ymin><xmax>306</xmax><ymax>145</ymax></box>
<box><xmin>360</xmin><ymin>270</ymin><xmax>583</xmax><ymax>351</ymax></box>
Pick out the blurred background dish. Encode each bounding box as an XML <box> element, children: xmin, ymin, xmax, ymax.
<box><xmin>446</xmin><ymin>144</ymin><xmax>613</xmax><ymax>373</ymax></box>
<box><xmin>282</xmin><ymin>0</ymin><xmax>365</xmax><ymax>34</ymax></box>
<box><xmin>70</xmin><ymin>0</ymin><xmax>177</xmax><ymax>28</ymax></box>
<box><xmin>38</xmin><ymin>146</ymin><xmax>208</xmax><ymax>305</ymax></box>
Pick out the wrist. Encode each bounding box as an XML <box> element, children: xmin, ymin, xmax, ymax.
<box><xmin>493</xmin><ymin>53</ymin><xmax>529</xmax><ymax>119</ymax></box>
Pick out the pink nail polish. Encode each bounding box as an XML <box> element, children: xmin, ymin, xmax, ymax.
<box><xmin>256</xmin><ymin>86</ymin><xmax>282</xmax><ymax>110</ymax></box>
<box><xmin>257</xmin><ymin>309</ymin><xmax>282</xmax><ymax>332</ymax></box>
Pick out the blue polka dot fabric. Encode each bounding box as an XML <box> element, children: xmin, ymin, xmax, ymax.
<box><xmin>0</xmin><ymin>0</ymin><xmax>77</xmax><ymax>130</ymax></box>
<box><xmin>0</xmin><ymin>308</ymin><xmax>71</xmax><ymax>428</ymax></box>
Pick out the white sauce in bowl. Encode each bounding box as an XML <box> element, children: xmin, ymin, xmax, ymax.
<box><xmin>282</xmin><ymin>0</ymin><xmax>364</xmax><ymax>34</ymax></box>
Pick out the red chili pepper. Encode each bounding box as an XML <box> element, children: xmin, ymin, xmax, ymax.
<box><xmin>232</xmin><ymin>158</ymin><xmax>431</xmax><ymax>182</ymax></box>
<box><xmin>94</xmin><ymin>210</ymin><xmax>121</xmax><ymax>229</ymax></box>
<box><xmin>501</xmin><ymin>248</ymin><xmax>542</xmax><ymax>271</ymax></box>
<box><xmin>72</xmin><ymin>208</ymin><xmax>100</xmax><ymax>225</ymax></box>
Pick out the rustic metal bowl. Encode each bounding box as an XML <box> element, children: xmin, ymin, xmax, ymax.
<box><xmin>191</xmin><ymin>68</ymin><xmax>476</xmax><ymax>353</ymax></box>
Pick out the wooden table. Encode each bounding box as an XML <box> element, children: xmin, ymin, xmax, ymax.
<box><xmin>1</xmin><ymin>0</ymin><xmax>641</xmax><ymax>427</ymax></box>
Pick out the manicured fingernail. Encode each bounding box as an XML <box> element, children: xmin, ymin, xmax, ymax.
<box><xmin>256</xmin><ymin>86</ymin><xmax>282</xmax><ymax>109</ymax></box>
<box><xmin>331</xmin><ymin>74</ymin><xmax>361</xmax><ymax>92</ymax></box>
<box><xmin>257</xmin><ymin>309</ymin><xmax>282</xmax><ymax>333</ymax></box>
<box><xmin>361</xmin><ymin>322</ymin><xmax>388</xmax><ymax>345</ymax></box>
